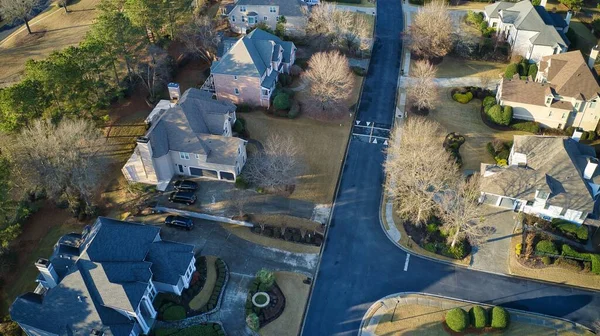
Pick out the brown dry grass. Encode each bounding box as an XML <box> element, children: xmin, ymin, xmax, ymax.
<box><xmin>220</xmin><ymin>223</ymin><xmax>320</xmax><ymax>254</ymax></box>
<box><xmin>0</xmin><ymin>0</ymin><xmax>101</xmax><ymax>86</ymax></box>
<box><xmin>374</xmin><ymin>303</ymin><xmax>592</xmax><ymax>336</ymax></box>
<box><xmin>243</xmin><ymin>75</ymin><xmax>361</xmax><ymax>205</ymax></box>
<box><xmin>189</xmin><ymin>256</ymin><xmax>217</xmax><ymax>310</ymax></box>
<box><xmin>260</xmin><ymin>272</ymin><xmax>311</xmax><ymax>336</ymax></box>
<box><xmin>508</xmin><ymin>235</ymin><xmax>600</xmax><ymax>290</ymax></box>
<box><xmin>429</xmin><ymin>88</ymin><xmax>528</xmax><ymax>171</ymax></box>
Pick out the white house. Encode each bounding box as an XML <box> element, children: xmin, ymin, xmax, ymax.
<box><xmin>484</xmin><ymin>0</ymin><xmax>570</xmax><ymax>62</ymax></box>
<box><xmin>223</xmin><ymin>0</ymin><xmax>310</xmax><ymax>35</ymax></box>
<box><xmin>480</xmin><ymin>135</ymin><xmax>599</xmax><ymax>225</ymax></box>
<box><xmin>496</xmin><ymin>50</ymin><xmax>600</xmax><ymax>131</ymax></box>
<box><xmin>10</xmin><ymin>217</ymin><xmax>196</xmax><ymax>336</ymax></box>
<box><xmin>122</xmin><ymin>86</ymin><xmax>247</xmax><ymax>191</ymax></box>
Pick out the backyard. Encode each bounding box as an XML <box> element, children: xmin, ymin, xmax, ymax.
<box><xmin>0</xmin><ymin>0</ymin><xmax>101</xmax><ymax>86</ymax></box>
<box><xmin>428</xmin><ymin>88</ymin><xmax>527</xmax><ymax>171</ymax></box>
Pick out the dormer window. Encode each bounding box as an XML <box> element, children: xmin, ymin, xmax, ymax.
<box><xmin>240</xmin><ymin>6</ymin><xmax>246</xmax><ymax>12</ymax></box>
<box><xmin>269</xmin><ymin>6</ymin><xmax>276</xmax><ymax>12</ymax></box>
<box><xmin>535</xmin><ymin>190</ymin><xmax>550</xmax><ymax>201</ymax></box>
<box><xmin>545</xmin><ymin>96</ymin><xmax>553</xmax><ymax>104</ymax></box>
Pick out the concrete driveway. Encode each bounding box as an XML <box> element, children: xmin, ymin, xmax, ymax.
<box><xmin>154</xmin><ymin>217</ymin><xmax>318</xmax><ymax>334</ymax></box>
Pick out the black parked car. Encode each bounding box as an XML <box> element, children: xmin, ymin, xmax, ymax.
<box><xmin>173</xmin><ymin>180</ymin><xmax>198</xmax><ymax>191</ymax></box>
<box><xmin>165</xmin><ymin>215</ymin><xmax>194</xmax><ymax>230</ymax></box>
<box><xmin>168</xmin><ymin>191</ymin><xmax>197</xmax><ymax>205</ymax></box>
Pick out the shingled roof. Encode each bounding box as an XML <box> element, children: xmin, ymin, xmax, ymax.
<box><xmin>539</xmin><ymin>51</ymin><xmax>600</xmax><ymax>100</ymax></box>
<box><xmin>233</xmin><ymin>0</ymin><xmax>307</xmax><ymax>17</ymax></box>
<box><xmin>480</xmin><ymin>136</ymin><xmax>597</xmax><ymax>213</ymax></box>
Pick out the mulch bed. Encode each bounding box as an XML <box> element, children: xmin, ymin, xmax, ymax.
<box><xmin>250</xmin><ymin>225</ymin><xmax>323</xmax><ymax>246</ymax></box>
<box><xmin>515</xmin><ymin>255</ymin><xmax>547</xmax><ymax>270</ymax></box>
<box><xmin>402</xmin><ymin>220</ymin><xmax>472</xmax><ymax>260</ymax></box>
<box><xmin>259</xmin><ymin>283</ymin><xmax>286</xmax><ymax>327</ymax></box>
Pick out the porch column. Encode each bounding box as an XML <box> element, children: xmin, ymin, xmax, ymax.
<box><xmin>144</xmin><ymin>297</ymin><xmax>157</xmax><ymax>318</ymax></box>
<box><xmin>217</xmin><ymin>171</ymin><xmax>222</xmax><ymax>180</ymax></box>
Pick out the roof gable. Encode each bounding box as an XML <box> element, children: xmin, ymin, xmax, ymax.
<box><xmin>542</xmin><ymin>51</ymin><xmax>600</xmax><ymax>99</ymax></box>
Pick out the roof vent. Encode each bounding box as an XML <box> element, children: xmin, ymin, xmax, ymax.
<box><xmin>136</xmin><ymin>136</ymin><xmax>150</xmax><ymax>144</ymax></box>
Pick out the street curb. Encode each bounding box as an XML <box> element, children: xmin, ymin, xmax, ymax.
<box><xmin>298</xmin><ymin>11</ymin><xmax>379</xmax><ymax>336</ymax></box>
<box><xmin>357</xmin><ymin>292</ymin><xmax>595</xmax><ymax>335</ymax></box>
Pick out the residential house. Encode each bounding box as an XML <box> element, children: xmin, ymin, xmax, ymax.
<box><xmin>10</xmin><ymin>217</ymin><xmax>196</xmax><ymax>336</ymax></box>
<box><xmin>484</xmin><ymin>0</ymin><xmax>570</xmax><ymax>62</ymax></box>
<box><xmin>496</xmin><ymin>50</ymin><xmax>600</xmax><ymax>131</ymax></box>
<box><xmin>223</xmin><ymin>0</ymin><xmax>310</xmax><ymax>35</ymax></box>
<box><xmin>122</xmin><ymin>86</ymin><xmax>247</xmax><ymax>191</ymax></box>
<box><xmin>202</xmin><ymin>29</ymin><xmax>296</xmax><ymax>108</ymax></box>
<box><xmin>480</xmin><ymin>134</ymin><xmax>600</xmax><ymax>225</ymax></box>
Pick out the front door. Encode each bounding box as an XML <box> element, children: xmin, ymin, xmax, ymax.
<box><xmin>177</xmin><ymin>164</ymin><xmax>184</xmax><ymax>174</ymax></box>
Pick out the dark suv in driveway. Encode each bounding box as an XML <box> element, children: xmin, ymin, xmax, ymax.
<box><xmin>173</xmin><ymin>180</ymin><xmax>198</xmax><ymax>191</ymax></box>
<box><xmin>165</xmin><ymin>215</ymin><xmax>194</xmax><ymax>230</ymax></box>
<box><xmin>168</xmin><ymin>191</ymin><xmax>197</xmax><ymax>205</ymax></box>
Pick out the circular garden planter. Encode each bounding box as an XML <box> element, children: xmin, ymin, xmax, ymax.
<box><xmin>252</xmin><ymin>292</ymin><xmax>270</xmax><ymax>308</ymax></box>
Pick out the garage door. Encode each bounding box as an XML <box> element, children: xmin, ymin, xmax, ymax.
<box><xmin>189</xmin><ymin>167</ymin><xmax>218</xmax><ymax>179</ymax></box>
<box><xmin>221</xmin><ymin>172</ymin><xmax>235</xmax><ymax>181</ymax></box>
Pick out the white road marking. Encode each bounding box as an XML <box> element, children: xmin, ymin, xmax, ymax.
<box><xmin>403</xmin><ymin>254</ymin><xmax>411</xmax><ymax>271</ymax></box>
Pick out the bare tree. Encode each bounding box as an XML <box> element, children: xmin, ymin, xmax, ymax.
<box><xmin>179</xmin><ymin>15</ymin><xmax>220</xmax><ymax>64</ymax></box>
<box><xmin>439</xmin><ymin>175</ymin><xmax>488</xmax><ymax>248</ymax></box>
<box><xmin>385</xmin><ymin>117</ymin><xmax>458</xmax><ymax>225</ymax></box>
<box><xmin>405</xmin><ymin>0</ymin><xmax>454</xmax><ymax>59</ymax></box>
<box><xmin>307</xmin><ymin>3</ymin><xmax>370</xmax><ymax>52</ymax></box>
<box><xmin>301</xmin><ymin>51</ymin><xmax>355</xmax><ymax>120</ymax></box>
<box><xmin>0</xmin><ymin>0</ymin><xmax>44</xmax><ymax>34</ymax></box>
<box><xmin>5</xmin><ymin>119</ymin><xmax>111</xmax><ymax>213</ymax></box>
<box><xmin>231</xmin><ymin>189</ymin><xmax>249</xmax><ymax>219</ymax></box>
<box><xmin>407</xmin><ymin>60</ymin><xmax>439</xmax><ymax>112</ymax></box>
<box><xmin>243</xmin><ymin>134</ymin><xmax>304</xmax><ymax>191</ymax></box>
<box><xmin>134</xmin><ymin>45</ymin><xmax>172</xmax><ymax>101</ymax></box>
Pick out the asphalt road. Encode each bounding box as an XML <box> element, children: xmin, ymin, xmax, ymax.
<box><xmin>302</xmin><ymin>1</ymin><xmax>600</xmax><ymax>334</ymax></box>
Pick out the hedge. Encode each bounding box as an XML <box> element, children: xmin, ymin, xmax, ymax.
<box><xmin>453</xmin><ymin>92</ymin><xmax>473</xmax><ymax>104</ymax></box>
<box><xmin>551</xmin><ymin>219</ymin><xmax>588</xmax><ymax>241</ymax></box>
<box><xmin>504</xmin><ymin>63</ymin><xmax>518</xmax><ymax>79</ymax></box>
<box><xmin>554</xmin><ymin>257</ymin><xmax>583</xmax><ymax>272</ymax></box>
<box><xmin>483</xmin><ymin>96</ymin><xmax>496</xmax><ymax>108</ymax></box>
<box><xmin>273</xmin><ymin>93</ymin><xmax>291</xmax><ymax>110</ymax></box>
<box><xmin>511</xmin><ymin>120</ymin><xmax>540</xmax><ymax>133</ymax></box>
<box><xmin>561</xmin><ymin>244</ymin><xmax>591</xmax><ymax>261</ymax></box>
<box><xmin>528</xmin><ymin>64</ymin><xmax>538</xmax><ymax>79</ymax></box>
<box><xmin>469</xmin><ymin>306</ymin><xmax>488</xmax><ymax>328</ymax></box>
<box><xmin>486</xmin><ymin>104</ymin><xmax>512</xmax><ymax>126</ymax></box>
<box><xmin>591</xmin><ymin>254</ymin><xmax>600</xmax><ymax>274</ymax></box>
<box><xmin>162</xmin><ymin>305</ymin><xmax>187</xmax><ymax>321</ymax></box>
<box><xmin>535</xmin><ymin>240</ymin><xmax>558</xmax><ymax>255</ymax></box>
<box><xmin>491</xmin><ymin>306</ymin><xmax>509</xmax><ymax>329</ymax></box>
<box><xmin>445</xmin><ymin>308</ymin><xmax>469</xmax><ymax>332</ymax></box>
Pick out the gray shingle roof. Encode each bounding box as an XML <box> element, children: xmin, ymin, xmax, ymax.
<box><xmin>484</xmin><ymin>1</ymin><xmax>514</xmax><ymax>19</ymax></box>
<box><xmin>147</xmin><ymin>241</ymin><xmax>195</xmax><ymax>285</ymax></box>
<box><xmin>481</xmin><ymin>136</ymin><xmax>597</xmax><ymax>213</ymax></box>
<box><xmin>234</xmin><ymin>0</ymin><xmax>307</xmax><ymax>16</ymax></box>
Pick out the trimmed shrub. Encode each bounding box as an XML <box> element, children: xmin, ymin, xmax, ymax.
<box><xmin>246</xmin><ymin>313</ymin><xmax>259</xmax><ymax>331</ymax></box>
<box><xmin>590</xmin><ymin>254</ymin><xmax>600</xmax><ymax>274</ymax></box>
<box><xmin>273</xmin><ymin>93</ymin><xmax>291</xmax><ymax>110</ymax></box>
<box><xmin>511</xmin><ymin>120</ymin><xmax>540</xmax><ymax>133</ymax></box>
<box><xmin>561</xmin><ymin>244</ymin><xmax>591</xmax><ymax>261</ymax></box>
<box><xmin>256</xmin><ymin>269</ymin><xmax>275</xmax><ymax>290</ymax></box>
<box><xmin>515</xmin><ymin>243</ymin><xmax>522</xmax><ymax>256</ymax></box>
<box><xmin>453</xmin><ymin>92</ymin><xmax>474</xmax><ymax>104</ymax></box>
<box><xmin>235</xmin><ymin>176</ymin><xmax>249</xmax><ymax>189</ymax></box>
<box><xmin>233</xmin><ymin>118</ymin><xmax>246</xmax><ymax>133</ymax></box>
<box><xmin>469</xmin><ymin>306</ymin><xmax>488</xmax><ymax>328</ymax></box>
<box><xmin>502</xmin><ymin>106</ymin><xmax>513</xmax><ymax>124</ymax></box>
<box><xmin>440</xmin><ymin>241</ymin><xmax>468</xmax><ymax>259</ymax></box>
<box><xmin>554</xmin><ymin>257</ymin><xmax>583</xmax><ymax>272</ymax></box>
<box><xmin>552</xmin><ymin>219</ymin><xmax>589</xmax><ymax>241</ymax></box>
<box><xmin>486</xmin><ymin>104</ymin><xmax>512</xmax><ymax>126</ymax></box>
<box><xmin>424</xmin><ymin>242</ymin><xmax>436</xmax><ymax>253</ymax></box>
<box><xmin>541</xmin><ymin>256</ymin><xmax>552</xmax><ymax>265</ymax></box>
<box><xmin>351</xmin><ymin>66</ymin><xmax>367</xmax><ymax>76</ymax></box>
<box><xmin>445</xmin><ymin>308</ymin><xmax>469</xmax><ymax>332</ymax></box>
<box><xmin>483</xmin><ymin>96</ymin><xmax>496</xmax><ymax>109</ymax></box>
<box><xmin>528</xmin><ymin>63</ymin><xmax>538</xmax><ymax>79</ymax></box>
<box><xmin>565</xmin><ymin>126</ymin><xmax>576</xmax><ymax>136</ymax></box>
<box><xmin>490</xmin><ymin>306</ymin><xmax>509</xmax><ymax>329</ymax></box>
<box><xmin>535</xmin><ymin>240</ymin><xmax>558</xmax><ymax>255</ymax></box>
<box><xmin>518</xmin><ymin>61</ymin><xmax>528</xmax><ymax>77</ymax></box>
<box><xmin>588</xmin><ymin>131</ymin><xmax>598</xmax><ymax>141</ymax></box>
<box><xmin>162</xmin><ymin>305</ymin><xmax>187</xmax><ymax>321</ymax></box>
<box><xmin>504</xmin><ymin>63</ymin><xmax>518</xmax><ymax>79</ymax></box>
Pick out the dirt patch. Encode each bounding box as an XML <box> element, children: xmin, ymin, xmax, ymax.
<box><xmin>260</xmin><ymin>272</ymin><xmax>310</xmax><ymax>336</ymax></box>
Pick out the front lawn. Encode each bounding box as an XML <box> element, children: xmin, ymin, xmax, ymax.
<box><xmin>431</xmin><ymin>55</ymin><xmax>507</xmax><ymax>78</ymax></box>
<box><xmin>260</xmin><ymin>272</ymin><xmax>311</xmax><ymax>336</ymax></box>
<box><xmin>429</xmin><ymin>88</ymin><xmax>527</xmax><ymax>171</ymax></box>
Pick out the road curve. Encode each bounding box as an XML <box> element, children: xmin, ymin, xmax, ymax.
<box><xmin>301</xmin><ymin>1</ymin><xmax>600</xmax><ymax>335</ymax></box>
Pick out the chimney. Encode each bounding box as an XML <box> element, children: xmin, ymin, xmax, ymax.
<box><xmin>584</xmin><ymin>158</ymin><xmax>599</xmax><ymax>179</ymax></box>
<box><xmin>564</xmin><ymin>11</ymin><xmax>572</xmax><ymax>33</ymax></box>
<box><xmin>35</xmin><ymin>258</ymin><xmax>59</xmax><ymax>289</ymax></box>
<box><xmin>588</xmin><ymin>45</ymin><xmax>599</xmax><ymax>69</ymax></box>
<box><xmin>168</xmin><ymin>83</ymin><xmax>181</xmax><ymax>103</ymax></box>
<box><xmin>572</xmin><ymin>129</ymin><xmax>583</xmax><ymax>142</ymax></box>
<box><xmin>540</xmin><ymin>0</ymin><xmax>547</xmax><ymax>7</ymax></box>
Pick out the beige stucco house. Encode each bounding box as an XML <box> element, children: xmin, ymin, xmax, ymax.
<box><xmin>202</xmin><ymin>29</ymin><xmax>296</xmax><ymax>108</ymax></box>
<box><xmin>122</xmin><ymin>88</ymin><xmax>247</xmax><ymax>191</ymax></box>
<box><xmin>223</xmin><ymin>0</ymin><xmax>311</xmax><ymax>35</ymax></box>
<box><xmin>496</xmin><ymin>50</ymin><xmax>600</xmax><ymax>131</ymax></box>
<box><xmin>480</xmin><ymin>135</ymin><xmax>599</xmax><ymax>225</ymax></box>
<box><xmin>484</xmin><ymin>0</ymin><xmax>570</xmax><ymax>62</ymax></box>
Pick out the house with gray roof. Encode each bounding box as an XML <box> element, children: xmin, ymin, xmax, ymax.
<box><xmin>484</xmin><ymin>0</ymin><xmax>570</xmax><ymax>62</ymax></box>
<box><xmin>202</xmin><ymin>29</ymin><xmax>296</xmax><ymax>108</ymax></box>
<box><xmin>223</xmin><ymin>0</ymin><xmax>311</xmax><ymax>35</ymax></box>
<box><xmin>10</xmin><ymin>217</ymin><xmax>197</xmax><ymax>336</ymax></box>
<box><xmin>122</xmin><ymin>86</ymin><xmax>247</xmax><ymax>191</ymax></box>
<box><xmin>480</xmin><ymin>134</ymin><xmax>600</xmax><ymax>226</ymax></box>
<box><xmin>496</xmin><ymin>50</ymin><xmax>600</xmax><ymax>131</ymax></box>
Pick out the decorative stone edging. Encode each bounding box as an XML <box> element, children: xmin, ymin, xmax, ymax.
<box><xmin>358</xmin><ymin>292</ymin><xmax>594</xmax><ymax>336</ymax></box>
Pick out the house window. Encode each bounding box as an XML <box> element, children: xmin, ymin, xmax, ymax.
<box><xmin>240</xmin><ymin>6</ymin><xmax>246</xmax><ymax>12</ymax></box>
<box><xmin>264</xmin><ymin>16</ymin><xmax>268</xmax><ymax>21</ymax></box>
<box><xmin>238</xmin><ymin>147</ymin><xmax>241</xmax><ymax>154</ymax></box>
<box><xmin>231</xmin><ymin>15</ymin><xmax>236</xmax><ymax>22</ymax></box>
<box><xmin>562</xmin><ymin>113</ymin><xmax>566</xmax><ymax>119</ymax></box>
<box><xmin>269</xmin><ymin>6</ymin><xmax>276</xmax><ymax>12</ymax></box>
<box><xmin>242</xmin><ymin>16</ymin><xmax>246</xmax><ymax>22</ymax></box>
<box><xmin>248</xmin><ymin>16</ymin><xmax>255</xmax><ymax>24</ymax></box>
<box><xmin>234</xmin><ymin>75</ymin><xmax>238</xmax><ymax>80</ymax></box>
<box><xmin>545</xmin><ymin>97</ymin><xmax>552</xmax><ymax>104</ymax></box>
<box><xmin>180</xmin><ymin>152</ymin><xmax>190</xmax><ymax>160</ymax></box>
<box><xmin>574</xmin><ymin>102</ymin><xmax>580</xmax><ymax>110</ymax></box>
<box><xmin>195</xmin><ymin>154</ymin><xmax>200</xmax><ymax>159</ymax></box>
<box><xmin>234</xmin><ymin>88</ymin><xmax>240</xmax><ymax>95</ymax></box>
<box><xmin>492</xmin><ymin>22</ymin><xmax>497</xmax><ymax>28</ymax></box>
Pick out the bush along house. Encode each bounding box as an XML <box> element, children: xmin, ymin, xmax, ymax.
<box><xmin>122</xmin><ymin>84</ymin><xmax>247</xmax><ymax>191</ymax></box>
<box><xmin>10</xmin><ymin>217</ymin><xmax>196</xmax><ymax>336</ymax></box>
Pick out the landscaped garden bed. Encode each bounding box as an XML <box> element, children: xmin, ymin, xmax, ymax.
<box><xmin>153</xmin><ymin>323</ymin><xmax>225</xmax><ymax>336</ymax></box>
<box><xmin>402</xmin><ymin>217</ymin><xmax>472</xmax><ymax>260</ymax></box>
<box><xmin>250</xmin><ymin>224</ymin><xmax>323</xmax><ymax>246</ymax></box>
<box><xmin>245</xmin><ymin>269</ymin><xmax>286</xmax><ymax>332</ymax></box>
<box><xmin>153</xmin><ymin>257</ymin><xmax>229</xmax><ymax>321</ymax></box>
